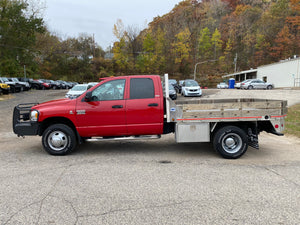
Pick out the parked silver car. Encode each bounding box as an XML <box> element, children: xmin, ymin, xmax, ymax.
<box><xmin>241</xmin><ymin>79</ymin><xmax>273</xmax><ymax>90</ymax></box>
<box><xmin>181</xmin><ymin>79</ymin><xmax>202</xmax><ymax>97</ymax></box>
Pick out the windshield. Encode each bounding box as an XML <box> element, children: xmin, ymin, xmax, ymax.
<box><xmin>2</xmin><ymin>78</ymin><xmax>9</xmax><ymax>82</ymax></box>
<box><xmin>185</xmin><ymin>80</ymin><xmax>198</xmax><ymax>87</ymax></box>
<box><xmin>71</xmin><ymin>85</ymin><xmax>88</xmax><ymax>91</ymax></box>
<box><xmin>169</xmin><ymin>85</ymin><xmax>175</xmax><ymax>90</ymax></box>
<box><xmin>169</xmin><ymin>79</ymin><xmax>177</xmax><ymax>84</ymax></box>
<box><xmin>12</xmin><ymin>78</ymin><xmax>19</xmax><ymax>82</ymax></box>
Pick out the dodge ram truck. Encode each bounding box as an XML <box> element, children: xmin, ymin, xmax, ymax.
<box><xmin>13</xmin><ymin>74</ymin><xmax>287</xmax><ymax>159</ymax></box>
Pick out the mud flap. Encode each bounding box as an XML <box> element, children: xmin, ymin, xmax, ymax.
<box><xmin>248</xmin><ymin>127</ymin><xmax>259</xmax><ymax>149</ymax></box>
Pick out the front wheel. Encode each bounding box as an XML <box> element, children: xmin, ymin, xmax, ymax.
<box><xmin>42</xmin><ymin>124</ymin><xmax>77</xmax><ymax>155</ymax></box>
<box><xmin>213</xmin><ymin>126</ymin><xmax>248</xmax><ymax>159</ymax></box>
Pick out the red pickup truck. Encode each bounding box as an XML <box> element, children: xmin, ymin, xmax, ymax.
<box><xmin>13</xmin><ymin>75</ymin><xmax>287</xmax><ymax>159</ymax></box>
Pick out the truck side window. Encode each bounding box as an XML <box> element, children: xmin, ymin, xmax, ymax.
<box><xmin>130</xmin><ymin>78</ymin><xmax>154</xmax><ymax>99</ymax></box>
<box><xmin>91</xmin><ymin>79</ymin><xmax>125</xmax><ymax>101</ymax></box>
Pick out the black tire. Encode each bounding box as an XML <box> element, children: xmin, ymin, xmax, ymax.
<box><xmin>213</xmin><ymin>126</ymin><xmax>248</xmax><ymax>159</ymax></box>
<box><xmin>267</xmin><ymin>85</ymin><xmax>272</xmax><ymax>90</ymax></box>
<box><xmin>248</xmin><ymin>85</ymin><xmax>253</xmax><ymax>90</ymax></box>
<box><xmin>42</xmin><ymin>124</ymin><xmax>77</xmax><ymax>155</ymax></box>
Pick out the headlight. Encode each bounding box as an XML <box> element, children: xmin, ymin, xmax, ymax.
<box><xmin>30</xmin><ymin>110</ymin><xmax>39</xmax><ymax>121</ymax></box>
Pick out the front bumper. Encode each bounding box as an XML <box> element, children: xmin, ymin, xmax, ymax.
<box><xmin>185</xmin><ymin>89</ymin><xmax>202</xmax><ymax>96</ymax></box>
<box><xmin>0</xmin><ymin>87</ymin><xmax>10</xmax><ymax>92</ymax></box>
<box><xmin>13</xmin><ymin>103</ymin><xmax>40</xmax><ymax>136</ymax></box>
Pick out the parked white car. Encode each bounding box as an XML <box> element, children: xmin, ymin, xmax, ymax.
<box><xmin>181</xmin><ymin>79</ymin><xmax>202</xmax><ymax>97</ymax></box>
<box><xmin>65</xmin><ymin>83</ymin><xmax>97</xmax><ymax>99</ymax></box>
<box><xmin>217</xmin><ymin>82</ymin><xmax>228</xmax><ymax>89</ymax></box>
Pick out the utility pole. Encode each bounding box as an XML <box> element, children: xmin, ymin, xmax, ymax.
<box><xmin>193</xmin><ymin>59</ymin><xmax>218</xmax><ymax>81</ymax></box>
<box><xmin>234</xmin><ymin>53</ymin><xmax>238</xmax><ymax>73</ymax></box>
<box><xmin>24</xmin><ymin>65</ymin><xmax>26</xmax><ymax>78</ymax></box>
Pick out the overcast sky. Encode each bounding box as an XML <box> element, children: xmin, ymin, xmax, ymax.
<box><xmin>44</xmin><ymin>0</ymin><xmax>182</xmax><ymax>50</ymax></box>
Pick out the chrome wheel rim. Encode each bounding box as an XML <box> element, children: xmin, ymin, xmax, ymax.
<box><xmin>48</xmin><ymin>131</ymin><xmax>68</xmax><ymax>151</ymax></box>
<box><xmin>221</xmin><ymin>133</ymin><xmax>242</xmax><ymax>154</ymax></box>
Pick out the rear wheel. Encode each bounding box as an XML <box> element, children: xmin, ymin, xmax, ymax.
<box><xmin>248</xmin><ymin>85</ymin><xmax>253</xmax><ymax>90</ymax></box>
<box><xmin>42</xmin><ymin>124</ymin><xmax>77</xmax><ymax>155</ymax></box>
<box><xmin>213</xmin><ymin>126</ymin><xmax>248</xmax><ymax>159</ymax></box>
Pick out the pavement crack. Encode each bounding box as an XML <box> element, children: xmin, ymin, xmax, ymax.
<box><xmin>79</xmin><ymin>200</ymin><xmax>190</xmax><ymax>219</ymax></box>
<box><xmin>3</xmin><ymin>200</ymin><xmax>42</xmax><ymax>225</ymax></box>
<box><xmin>63</xmin><ymin>197</ymin><xmax>79</xmax><ymax>225</ymax></box>
<box><xmin>36</xmin><ymin>166</ymin><xmax>69</xmax><ymax>225</ymax></box>
<box><xmin>263</xmin><ymin>166</ymin><xmax>300</xmax><ymax>187</ymax></box>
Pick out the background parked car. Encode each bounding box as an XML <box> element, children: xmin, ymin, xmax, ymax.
<box><xmin>9</xmin><ymin>78</ymin><xmax>30</xmax><ymax>91</ymax></box>
<box><xmin>169</xmin><ymin>79</ymin><xmax>180</xmax><ymax>93</ymax></box>
<box><xmin>241</xmin><ymin>79</ymin><xmax>273</xmax><ymax>90</ymax></box>
<box><xmin>178</xmin><ymin>80</ymin><xmax>184</xmax><ymax>93</ymax></box>
<box><xmin>0</xmin><ymin>77</ymin><xmax>22</xmax><ymax>93</ymax></box>
<box><xmin>28</xmin><ymin>79</ymin><xmax>44</xmax><ymax>90</ymax></box>
<box><xmin>217</xmin><ymin>82</ymin><xmax>228</xmax><ymax>89</ymax></box>
<box><xmin>48</xmin><ymin>80</ymin><xmax>61</xmax><ymax>89</ymax></box>
<box><xmin>0</xmin><ymin>82</ymin><xmax>10</xmax><ymax>94</ymax></box>
<box><xmin>65</xmin><ymin>83</ymin><xmax>97</xmax><ymax>99</ymax></box>
<box><xmin>168</xmin><ymin>84</ymin><xmax>177</xmax><ymax>100</ymax></box>
<box><xmin>36</xmin><ymin>79</ymin><xmax>51</xmax><ymax>89</ymax></box>
<box><xmin>181</xmin><ymin>79</ymin><xmax>202</xmax><ymax>97</ymax></box>
<box><xmin>65</xmin><ymin>84</ymin><xmax>89</xmax><ymax>99</ymax></box>
<box><xmin>87</xmin><ymin>82</ymin><xmax>98</xmax><ymax>89</ymax></box>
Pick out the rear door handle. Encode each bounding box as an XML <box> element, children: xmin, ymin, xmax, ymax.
<box><xmin>148</xmin><ymin>103</ymin><xmax>158</xmax><ymax>107</ymax></box>
<box><xmin>112</xmin><ymin>105</ymin><xmax>123</xmax><ymax>108</ymax></box>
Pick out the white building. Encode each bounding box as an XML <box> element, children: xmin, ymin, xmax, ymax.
<box><xmin>223</xmin><ymin>57</ymin><xmax>300</xmax><ymax>88</ymax></box>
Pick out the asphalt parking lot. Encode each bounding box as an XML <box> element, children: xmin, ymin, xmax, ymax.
<box><xmin>0</xmin><ymin>89</ymin><xmax>300</xmax><ymax>224</ymax></box>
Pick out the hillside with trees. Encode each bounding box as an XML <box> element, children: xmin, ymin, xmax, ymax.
<box><xmin>0</xmin><ymin>0</ymin><xmax>299</xmax><ymax>85</ymax></box>
<box><xmin>112</xmin><ymin>0</ymin><xmax>299</xmax><ymax>85</ymax></box>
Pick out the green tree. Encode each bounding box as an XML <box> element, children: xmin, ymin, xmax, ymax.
<box><xmin>172</xmin><ymin>27</ymin><xmax>191</xmax><ymax>75</ymax></box>
<box><xmin>198</xmin><ymin>27</ymin><xmax>212</xmax><ymax>60</ymax></box>
<box><xmin>136</xmin><ymin>32</ymin><xmax>156</xmax><ymax>73</ymax></box>
<box><xmin>0</xmin><ymin>0</ymin><xmax>45</xmax><ymax>76</ymax></box>
<box><xmin>173</xmin><ymin>28</ymin><xmax>191</xmax><ymax>64</ymax></box>
<box><xmin>211</xmin><ymin>28</ymin><xmax>223</xmax><ymax>59</ymax></box>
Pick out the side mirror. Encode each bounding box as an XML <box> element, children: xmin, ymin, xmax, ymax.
<box><xmin>85</xmin><ymin>91</ymin><xmax>92</xmax><ymax>102</ymax></box>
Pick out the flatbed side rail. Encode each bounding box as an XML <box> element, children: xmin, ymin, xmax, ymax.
<box><xmin>175</xmin><ymin>98</ymin><xmax>287</xmax><ymax>122</ymax></box>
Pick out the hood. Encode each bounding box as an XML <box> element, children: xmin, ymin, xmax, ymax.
<box><xmin>32</xmin><ymin>98</ymin><xmax>74</xmax><ymax>110</ymax></box>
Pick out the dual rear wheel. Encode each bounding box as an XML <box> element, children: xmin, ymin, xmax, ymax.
<box><xmin>213</xmin><ymin>126</ymin><xmax>248</xmax><ymax>159</ymax></box>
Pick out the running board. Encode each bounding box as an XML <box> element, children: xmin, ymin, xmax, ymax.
<box><xmin>87</xmin><ymin>135</ymin><xmax>161</xmax><ymax>142</ymax></box>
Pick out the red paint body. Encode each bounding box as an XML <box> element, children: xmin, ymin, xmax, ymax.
<box><xmin>32</xmin><ymin>75</ymin><xmax>164</xmax><ymax>137</ymax></box>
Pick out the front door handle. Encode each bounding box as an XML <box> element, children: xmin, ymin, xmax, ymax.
<box><xmin>112</xmin><ymin>105</ymin><xmax>123</xmax><ymax>108</ymax></box>
<box><xmin>148</xmin><ymin>103</ymin><xmax>158</xmax><ymax>107</ymax></box>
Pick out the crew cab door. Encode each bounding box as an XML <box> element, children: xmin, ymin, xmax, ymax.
<box><xmin>75</xmin><ymin>79</ymin><xmax>127</xmax><ymax>137</ymax></box>
<box><xmin>126</xmin><ymin>77</ymin><xmax>164</xmax><ymax>135</ymax></box>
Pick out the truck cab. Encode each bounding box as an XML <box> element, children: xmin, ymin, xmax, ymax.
<box><xmin>13</xmin><ymin>75</ymin><xmax>166</xmax><ymax>155</ymax></box>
